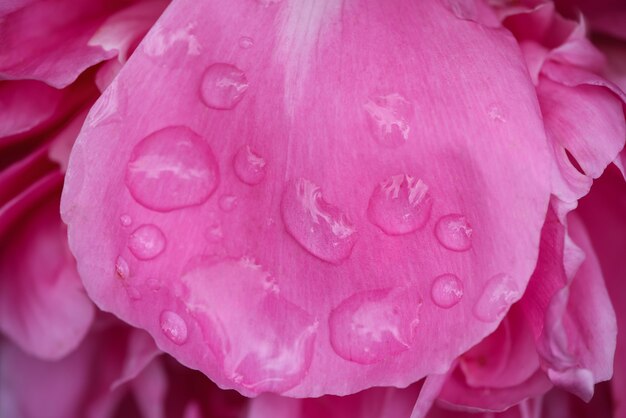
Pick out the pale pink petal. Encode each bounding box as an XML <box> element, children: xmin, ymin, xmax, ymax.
<box><xmin>62</xmin><ymin>0</ymin><xmax>553</xmax><ymax>396</ymax></box>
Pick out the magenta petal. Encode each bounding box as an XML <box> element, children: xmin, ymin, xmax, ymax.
<box><xmin>62</xmin><ymin>0</ymin><xmax>553</xmax><ymax>396</ymax></box>
<box><xmin>0</xmin><ymin>175</ymin><xmax>95</xmax><ymax>360</ymax></box>
<box><xmin>578</xmin><ymin>167</ymin><xmax>626</xmax><ymax>418</ymax></box>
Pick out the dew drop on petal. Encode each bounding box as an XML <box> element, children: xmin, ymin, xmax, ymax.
<box><xmin>233</xmin><ymin>145</ymin><xmax>266</xmax><ymax>185</ymax></box>
<box><xmin>473</xmin><ymin>273</ymin><xmax>521</xmax><ymax>322</ymax></box>
<box><xmin>363</xmin><ymin>93</ymin><xmax>413</xmax><ymax>148</ymax></box>
<box><xmin>125</xmin><ymin>126</ymin><xmax>219</xmax><ymax>212</ymax></box>
<box><xmin>200</xmin><ymin>63</ymin><xmax>248</xmax><ymax>110</ymax></box>
<box><xmin>219</xmin><ymin>195</ymin><xmax>238</xmax><ymax>212</ymax></box>
<box><xmin>446</xmin><ymin>0</ymin><xmax>478</xmax><ymax>21</ymax></box>
<box><xmin>435</xmin><ymin>214</ymin><xmax>473</xmax><ymax>251</ymax></box>
<box><xmin>368</xmin><ymin>174</ymin><xmax>432</xmax><ymax>235</ymax></box>
<box><xmin>115</xmin><ymin>256</ymin><xmax>129</xmax><ymax>280</ymax></box>
<box><xmin>128</xmin><ymin>224</ymin><xmax>167</xmax><ymax>260</ymax></box>
<box><xmin>430</xmin><ymin>274</ymin><xmax>464</xmax><ymax>308</ymax></box>
<box><xmin>126</xmin><ymin>286</ymin><xmax>142</xmax><ymax>301</ymax></box>
<box><xmin>183</xmin><ymin>258</ymin><xmax>317</xmax><ymax>393</ymax></box>
<box><xmin>160</xmin><ymin>310</ymin><xmax>188</xmax><ymax>345</ymax></box>
<box><xmin>281</xmin><ymin>178</ymin><xmax>358</xmax><ymax>264</ymax></box>
<box><xmin>120</xmin><ymin>214</ymin><xmax>132</xmax><ymax>227</ymax></box>
<box><xmin>329</xmin><ymin>287</ymin><xmax>422</xmax><ymax>364</ymax></box>
<box><xmin>238</xmin><ymin>36</ymin><xmax>254</xmax><ymax>49</ymax></box>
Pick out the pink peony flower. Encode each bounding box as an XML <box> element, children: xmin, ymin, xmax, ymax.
<box><xmin>1</xmin><ymin>0</ymin><xmax>625</xmax><ymax>417</ymax></box>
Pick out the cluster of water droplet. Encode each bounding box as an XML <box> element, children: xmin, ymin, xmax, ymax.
<box><xmin>105</xmin><ymin>27</ymin><xmax>520</xmax><ymax>391</ymax></box>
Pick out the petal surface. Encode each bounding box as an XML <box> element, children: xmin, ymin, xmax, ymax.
<box><xmin>62</xmin><ymin>0</ymin><xmax>552</xmax><ymax>396</ymax></box>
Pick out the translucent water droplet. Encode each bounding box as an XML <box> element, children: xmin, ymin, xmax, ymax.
<box><xmin>126</xmin><ymin>286</ymin><xmax>142</xmax><ymax>301</ymax></box>
<box><xmin>473</xmin><ymin>273</ymin><xmax>521</xmax><ymax>322</ymax></box>
<box><xmin>128</xmin><ymin>224</ymin><xmax>167</xmax><ymax>260</ymax></box>
<box><xmin>435</xmin><ymin>214</ymin><xmax>473</xmax><ymax>252</ymax></box>
<box><xmin>160</xmin><ymin>310</ymin><xmax>188</xmax><ymax>345</ymax></box>
<box><xmin>205</xmin><ymin>220</ymin><xmax>223</xmax><ymax>242</ymax></box>
<box><xmin>115</xmin><ymin>256</ymin><xmax>129</xmax><ymax>279</ymax></box>
<box><xmin>447</xmin><ymin>0</ymin><xmax>478</xmax><ymax>21</ymax></box>
<box><xmin>218</xmin><ymin>195</ymin><xmax>237</xmax><ymax>212</ymax></box>
<box><xmin>238</xmin><ymin>36</ymin><xmax>254</xmax><ymax>49</ymax></box>
<box><xmin>431</xmin><ymin>274</ymin><xmax>464</xmax><ymax>308</ymax></box>
<box><xmin>182</xmin><ymin>258</ymin><xmax>317</xmax><ymax>393</ymax></box>
<box><xmin>363</xmin><ymin>93</ymin><xmax>413</xmax><ymax>148</ymax></box>
<box><xmin>120</xmin><ymin>214</ymin><xmax>132</xmax><ymax>227</ymax></box>
<box><xmin>487</xmin><ymin>104</ymin><xmax>506</xmax><ymax>122</ymax></box>
<box><xmin>233</xmin><ymin>145</ymin><xmax>266</xmax><ymax>185</ymax></box>
<box><xmin>281</xmin><ymin>178</ymin><xmax>358</xmax><ymax>264</ymax></box>
<box><xmin>368</xmin><ymin>174</ymin><xmax>432</xmax><ymax>235</ymax></box>
<box><xmin>329</xmin><ymin>287</ymin><xmax>422</xmax><ymax>364</ymax></box>
<box><xmin>125</xmin><ymin>126</ymin><xmax>219</xmax><ymax>212</ymax></box>
<box><xmin>200</xmin><ymin>63</ymin><xmax>248</xmax><ymax>110</ymax></box>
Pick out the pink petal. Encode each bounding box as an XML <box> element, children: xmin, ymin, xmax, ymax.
<box><xmin>0</xmin><ymin>173</ymin><xmax>95</xmax><ymax>360</ymax></box>
<box><xmin>62</xmin><ymin>0</ymin><xmax>553</xmax><ymax>396</ymax></box>
<box><xmin>0</xmin><ymin>0</ymin><xmax>165</xmax><ymax>89</ymax></box>
<box><xmin>577</xmin><ymin>166</ymin><xmax>626</xmax><ymax>418</ymax></box>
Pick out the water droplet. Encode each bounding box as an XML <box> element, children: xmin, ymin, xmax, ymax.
<box><xmin>218</xmin><ymin>195</ymin><xmax>237</xmax><ymax>212</ymax></box>
<box><xmin>368</xmin><ymin>174</ymin><xmax>432</xmax><ymax>235</ymax></box>
<box><xmin>431</xmin><ymin>274</ymin><xmax>464</xmax><ymax>308</ymax></box>
<box><xmin>487</xmin><ymin>104</ymin><xmax>506</xmax><ymax>122</ymax></box>
<box><xmin>233</xmin><ymin>145</ymin><xmax>266</xmax><ymax>185</ymax></box>
<box><xmin>115</xmin><ymin>256</ymin><xmax>129</xmax><ymax>279</ymax></box>
<box><xmin>143</xmin><ymin>22</ymin><xmax>201</xmax><ymax>58</ymax></box>
<box><xmin>182</xmin><ymin>258</ymin><xmax>317</xmax><ymax>393</ymax></box>
<box><xmin>125</xmin><ymin>126</ymin><xmax>219</xmax><ymax>212</ymax></box>
<box><xmin>200</xmin><ymin>63</ymin><xmax>248</xmax><ymax>110</ymax></box>
<box><xmin>473</xmin><ymin>273</ymin><xmax>521</xmax><ymax>322</ymax></box>
<box><xmin>281</xmin><ymin>178</ymin><xmax>358</xmax><ymax>264</ymax></box>
<box><xmin>120</xmin><ymin>214</ymin><xmax>132</xmax><ymax>227</ymax></box>
<box><xmin>363</xmin><ymin>93</ymin><xmax>413</xmax><ymax>148</ymax></box>
<box><xmin>329</xmin><ymin>287</ymin><xmax>422</xmax><ymax>364</ymax></box>
<box><xmin>238</xmin><ymin>36</ymin><xmax>254</xmax><ymax>49</ymax></box>
<box><xmin>126</xmin><ymin>286</ymin><xmax>142</xmax><ymax>301</ymax></box>
<box><xmin>160</xmin><ymin>310</ymin><xmax>188</xmax><ymax>345</ymax></box>
<box><xmin>447</xmin><ymin>0</ymin><xmax>478</xmax><ymax>21</ymax></box>
<box><xmin>205</xmin><ymin>220</ymin><xmax>223</xmax><ymax>242</ymax></box>
<box><xmin>128</xmin><ymin>224</ymin><xmax>167</xmax><ymax>260</ymax></box>
<box><xmin>435</xmin><ymin>214</ymin><xmax>473</xmax><ymax>252</ymax></box>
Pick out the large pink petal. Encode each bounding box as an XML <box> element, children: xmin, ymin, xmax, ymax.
<box><xmin>62</xmin><ymin>0</ymin><xmax>552</xmax><ymax>396</ymax></box>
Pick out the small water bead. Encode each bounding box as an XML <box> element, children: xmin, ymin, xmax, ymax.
<box><xmin>281</xmin><ymin>178</ymin><xmax>358</xmax><ymax>264</ymax></box>
<box><xmin>125</xmin><ymin>126</ymin><xmax>219</xmax><ymax>212</ymax></box>
<box><xmin>125</xmin><ymin>285</ymin><xmax>142</xmax><ymax>301</ymax></box>
<box><xmin>368</xmin><ymin>174</ymin><xmax>432</xmax><ymax>235</ymax></box>
<box><xmin>200</xmin><ymin>63</ymin><xmax>248</xmax><ymax>110</ymax></box>
<box><xmin>431</xmin><ymin>274</ymin><xmax>464</xmax><ymax>308</ymax></box>
<box><xmin>219</xmin><ymin>195</ymin><xmax>238</xmax><ymax>212</ymax></box>
<box><xmin>238</xmin><ymin>36</ymin><xmax>254</xmax><ymax>49</ymax></box>
<box><xmin>488</xmin><ymin>104</ymin><xmax>506</xmax><ymax>122</ymax></box>
<box><xmin>128</xmin><ymin>224</ymin><xmax>167</xmax><ymax>260</ymax></box>
<box><xmin>159</xmin><ymin>310</ymin><xmax>188</xmax><ymax>345</ymax></box>
<box><xmin>446</xmin><ymin>0</ymin><xmax>478</xmax><ymax>21</ymax></box>
<box><xmin>115</xmin><ymin>256</ymin><xmax>129</xmax><ymax>279</ymax></box>
<box><xmin>473</xmin><ymin>273</ymin><xmax>521</xmax><ymax>322</ymax></box>
<box><xmin>363</xmin><ymin>93</ymin><xmax>413</xmax><ymax>148</ymax></box>
<box><xmin>233</xmin><ymin>145</ymin><xmax>266</xmax><ymax>185</ymax></box>
<box><xmin>329</xmin><ymin>287</ymin><xmax>422</xmax><ymax>364</ymax></box>
<box><xmin>120</xmin><ymin>214</ymin><xmax>132</xmax><ymax>227</ymax></box>
<box><xmin>435</xmin><ymin>214</ymin><xmax>473</xmax><ymax>252</ymax></box>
